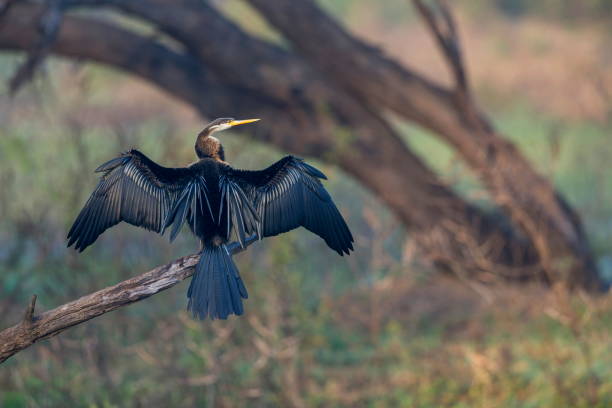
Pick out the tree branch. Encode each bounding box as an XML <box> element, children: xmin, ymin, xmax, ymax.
<box><xmin>412</xmin><ymin>0</ymin><xmax>468</xmax><ymax>95</ymax></box>
<box><xmin>0</xmin><ymin>234</ymin><xmax>265</xmax><ymax>364</ymax></box>
<box><xmin>0</xmin><ymin>254</ymin><xmax>199</xmax><ymax>364</ymax></box>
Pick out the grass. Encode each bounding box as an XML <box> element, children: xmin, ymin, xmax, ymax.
<box><xmin>1</xmin><ymin>279</ymin><xmax>610</xmax><ymax>407</ymax></box>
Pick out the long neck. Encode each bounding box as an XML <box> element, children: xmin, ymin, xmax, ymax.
<box><xmin>195</xmin><ymin>131</ymin><xmax>225</xmax><ymax>161</ymax></box>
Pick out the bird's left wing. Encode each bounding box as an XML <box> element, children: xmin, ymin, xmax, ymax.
<box><xmin>67</xmin><ymin>149</ymin><xmax>193</xmax><ymax>252</ymax></box>
<box><xmin>225</xmin><ymin>156</ymin><xmax>354</xmax><ymax>255</ymax></box>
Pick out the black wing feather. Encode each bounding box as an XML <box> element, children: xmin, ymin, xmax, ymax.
<box><xmin>67</xmin><ymin>149</ymin><xmax>192</xmax><ymax>251</ymax></box>
<box><xmin>226</xmin><ymin>156</ymin><xmax>354</xmax><ymax>255</ymax></box>
<box><xmin>219</xmin><ymin>175</ymin><xmax>259</xmax><ymax>247</ymax></box>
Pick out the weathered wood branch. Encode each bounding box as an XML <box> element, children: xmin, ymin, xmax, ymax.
<box><xmin>0</xmin><ymin>234</ymin><xmax>264</xmax><ymax>364</ymax></box>
<box><xmin>0</xmin><ymin>254</ymin><xmax>199</xmax><ymax>364</ymax></box>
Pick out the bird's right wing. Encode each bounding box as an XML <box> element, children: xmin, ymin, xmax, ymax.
<box><xmin>67</xmin><ymin>149</ymin><xmax>193</xmax><ymax>252</ymax></box>
<box><xmin>226</xmin><ymin>156</ymin><xmax>354</xmax><ymax>255</ymax></box>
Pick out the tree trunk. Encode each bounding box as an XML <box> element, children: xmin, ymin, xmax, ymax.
<box><xmin>246</xmin><ymin>0</ymin><xmax>602</xmax><ymax>290</ymax></box>
<box><xmin>0</xmin><ymin>1</ymin><xmax>603</xmax><ymax>290</ymax></box>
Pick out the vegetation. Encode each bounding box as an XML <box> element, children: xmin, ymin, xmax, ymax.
<box><xmin>0</xmin><ymin>1</ymin><xmax>611</xmax><ymax>406</ymax></box>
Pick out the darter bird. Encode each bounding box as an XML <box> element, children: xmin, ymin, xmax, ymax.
<box><xmin>67</xmin><ymin>118</ymin><xmax>353</xmax><ymax>319</ymax></box>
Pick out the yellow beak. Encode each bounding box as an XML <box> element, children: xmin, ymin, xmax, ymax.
<box><xmin>228</xmin><ymin>118</ymin><xmax>260</xmax><ymax>127</ymax></box>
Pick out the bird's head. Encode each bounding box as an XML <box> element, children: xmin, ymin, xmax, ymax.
<box><xmin>200</xmin><ymin>117</ymin><xmax>260</xmax><ymax>137</ymax></box>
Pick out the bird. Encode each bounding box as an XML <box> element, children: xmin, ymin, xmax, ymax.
<box><xmin>67</xmin><ymin>118</ymin><xmax>354</xmax><ymax>319</ymax></box>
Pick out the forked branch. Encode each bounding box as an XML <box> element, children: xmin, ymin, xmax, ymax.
<box><xmin>412</xmin><ymin>0</ymin><xmax>469</xmax><ymax>95</ymax></box>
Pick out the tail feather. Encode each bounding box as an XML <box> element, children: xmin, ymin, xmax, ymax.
<box><xmin>188</xmin><ymin>245</ymin><xmax>248</xmax><ymax>319</ymax></box>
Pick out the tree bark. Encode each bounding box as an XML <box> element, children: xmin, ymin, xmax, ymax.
<box><xmin>0</xmin><ymin>1</ymin><xmax>603</xmax><ymax>290</ymax></box>
<box><xmin>0</xmin><ymin>254</ymin><xmax>199</xmax><ymax>364</ymax></box>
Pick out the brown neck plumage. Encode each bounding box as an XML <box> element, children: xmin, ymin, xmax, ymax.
<box><xmin>195</xmin><ymin>130</ymin><xmax>225</xmax><ymax>161</ymax></box>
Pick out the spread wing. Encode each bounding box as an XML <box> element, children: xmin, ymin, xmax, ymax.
<box><xmin>225</xmin><ymin>156</ymin><xmax>354</xmax><ymax>255</ymax></box>
<box><xmin>67</xmin><ymin>149</ymin><xmax>193</xmax><ymax>252</ymax></box>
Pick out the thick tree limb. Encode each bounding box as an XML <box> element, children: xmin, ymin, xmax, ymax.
<box><xmin>74</xmin><ymin>0</ymin><xmax>315</xmax><ymax>101</ymax></box>
<box><xmin>247</xmin><ymin>0</ymin><xmax>603</xmax><ymax>290</ymax></box>
<box><xmin>0</xmin><ymin>254</ymin><xmax>199</xmax><ymax>364</ymax></box>
<box><xmin>0</xmin><ymin>3</ymin><xmax>211</xmax><ymax>107</ymax></box>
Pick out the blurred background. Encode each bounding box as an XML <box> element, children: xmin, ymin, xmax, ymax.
<box><xmin>0</xmin><ymin>0</ymin><xmax>611</xmax><ymax>406</ymax></box>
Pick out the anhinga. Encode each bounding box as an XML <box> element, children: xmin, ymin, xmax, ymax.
<box><xmin>67</xmin><ymin>118</ymin><xmax>354</xmax><ymax>319</ymax></box>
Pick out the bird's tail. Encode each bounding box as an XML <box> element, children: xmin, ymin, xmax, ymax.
<box><xmin>187</xmin><ymin>245</ymin><xmax>248</xmax><ymax>319</ymax></box>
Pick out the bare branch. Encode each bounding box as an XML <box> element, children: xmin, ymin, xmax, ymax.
<box><xmin>0</xmin><ymin>254</ymin><xmax>198</xmax><ymax>364</ymax></box>
<box><xmin>0</xmin><ymin>235</ymin><xmax>264</xmax><ymax>364</ymax></box>
<box><xmin>413</xmin><ymin>0</ymin><xmax>468</xmax><ymax>94</ymax></box>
